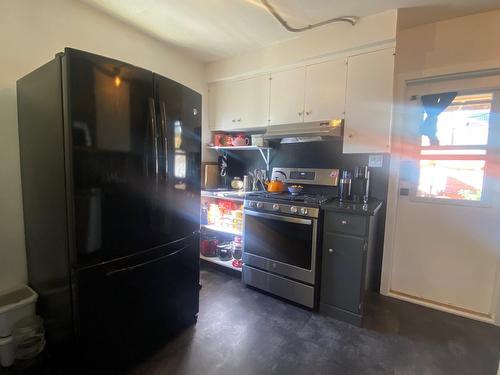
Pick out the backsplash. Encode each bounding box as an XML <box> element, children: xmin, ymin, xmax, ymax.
<box><xmin>225</xmin><ymin>139</ymin><xmax>389</xmax><ymax>201</ymax></box>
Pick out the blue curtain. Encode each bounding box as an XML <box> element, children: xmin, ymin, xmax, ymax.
<box><xmin>421</xmin><ymin>92</ymin><xmax>457</xmax><ymax>145</ymax></box>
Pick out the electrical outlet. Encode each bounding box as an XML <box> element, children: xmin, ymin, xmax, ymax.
<box><xmin>368</xmin><ymin>154</ymin><xmax>383</xmax><ymax>168</ymax></box>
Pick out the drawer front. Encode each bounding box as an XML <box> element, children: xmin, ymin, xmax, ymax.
<box><xmin>242</xmin><ymin>265</ymin><xmax>315</xmax><ymax>308</ymax></box>
<box><xmin>324</xmin><ymin>212</ymin><xmax>367</xmax><ymax>236</ymax></box>
<box><xmin>321</xmin><ymin>233</ymin><xmax>365</xmax><ymax>313</ymax></box>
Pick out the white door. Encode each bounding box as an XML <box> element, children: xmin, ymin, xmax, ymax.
<box><xmin>269</xmin><ymin>67</ymin><xmax>306</xmax><ymax>126</ymax></box>
<box><xmin>304</xmin><ymin>58</ymin><xmax>347</xmax><ymax>123</ymax></box>
<box><xmin>208</xmin><ymin>81</ymin><xmax>236</xmax><ymax>131</ymax></box>
<box><xmin>232</xmin><ymin>74</ymin><xmax>270</xmax><ymax>129</ymax></box>
<box><xmin>344</xmin><ymin>48</ymin><xmax>394</xmax><ymax>153</ymax></box>
<box><xmin>389</xmin><ymin>84</ymin><xmax>500</xmax><ymax>321</ymax></box>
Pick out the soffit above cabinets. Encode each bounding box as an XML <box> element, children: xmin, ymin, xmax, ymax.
<box><xmin>81</xmin><ymin>0</ymin><xmax>500</xmax><ymax>62</ymax></box>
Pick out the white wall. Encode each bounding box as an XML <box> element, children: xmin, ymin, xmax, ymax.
<box><xmin>381</xmin><ymin>10</ymin><xmax>500</xmax><ymax>324</ymax></box>
<box><xmin>0</xmin><ymin>0</ymin><xmax>206</xmax><ymax>290</ymax></box>
<box><xmin>206</xmin><ymin>10</ymin><xmax>397</xmax><ymax>82</ymax></box>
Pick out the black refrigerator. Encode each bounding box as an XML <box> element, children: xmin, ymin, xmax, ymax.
<box><xmin>17</xmin><ymin>48</ymin><xmax>201</xmax><ymax>356</ymax></box>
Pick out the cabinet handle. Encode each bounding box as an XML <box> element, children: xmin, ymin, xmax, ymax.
<box><xmin>341</xmin><ymin>220</ymin><xmax>347</xmax><ymax>225</ymax></box>
<box><xmin>328</xmin><ymin>248</ymin><xmax>334</xmax><ymax>254</ymax></box>
<box><xmin>232</xmin><ymin>119</ymin><xmax>236</xmax><ymax>123</ymax></box>
<box><xmin>348</xmin><ymin>134</ymin><xmax>353</xmax><ymax>139</ymax></box>
<box><xmin>305</xmin><ymin>110</ymin><xmax>311</xmax><ymax>116</ymax></box>
<box><xmin>237</xmin><ymin>118</ymin><xmax>242</xmax><ymax>122</ymax></box>
<box><xmin>298</xmin><ymin>111</ymin><xmax>303</xmax><ymax>116</ymax></box>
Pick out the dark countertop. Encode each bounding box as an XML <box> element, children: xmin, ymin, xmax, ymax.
<box><xmin>321</xmin><ymin>199</ymin><xmax>383</xmax><ymax>216</ymax></box>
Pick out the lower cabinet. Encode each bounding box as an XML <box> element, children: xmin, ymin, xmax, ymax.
<box><xmin>321</xmin><ymin>234</ymin><xmax>365</xmax><ymax>314</ymax></box>
<box><xmin>319</xmin><ymin>207</ymin><xmax>380</xmax><ymax>326</ymax></box>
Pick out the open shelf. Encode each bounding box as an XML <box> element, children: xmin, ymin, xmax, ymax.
<box><xmin>207</xmin><ymin>145</ymin><xmax>270</xmax><ymax>151</ymax></box>
<box><xmin>201</xmin><ymin>190</ymin><xmax>247</xmax><ymax>202</ymax></box>
<box><xmin>207</xmin><ymin>145</ymin><xmax>271</xmax><ymax>171</ymax></box>
<box><xmin>200</xmin><ymin>254</ymin><xmax>242</xmax><ymax>272</ymax></box>
<box><xmin>201</xmin><ymin>224</ymin><xmax>242</xmax><ymax>236</ymax></box>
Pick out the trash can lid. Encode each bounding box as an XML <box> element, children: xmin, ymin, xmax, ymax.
<box><xmin>0</xmin><ymin>285</ymin><xmax>38</xmax><ymax>314</ymax></box>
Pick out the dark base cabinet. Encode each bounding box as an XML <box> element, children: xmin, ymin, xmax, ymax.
<box><xmin>319</xmin><ymin>201</ymin><xmax>382</xmax><ymax>326</ymax></box>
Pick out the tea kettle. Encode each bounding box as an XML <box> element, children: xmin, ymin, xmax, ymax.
<box><xmin>266</xmin><ymin>177</ymin><xmax>286</xmax><ymax>193</ymax></box>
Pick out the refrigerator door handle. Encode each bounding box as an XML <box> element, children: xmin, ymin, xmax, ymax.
<box><xmin>160</xmin><ymin>101</ymin><xmax>168</xmax><ymax>180</ymax></box>
<box><xmin>105</xmin><ymin>245</ymin><xmax>186</xmax><ymax>277</ymax></box>
<box><xmin>148</xmin><ymin>97</ymin><xmax>159</xmax><ymax>183</ymax></box>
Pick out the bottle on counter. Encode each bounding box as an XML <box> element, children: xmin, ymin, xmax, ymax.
<box><xmin>339</xmin><ymin>171</ymin><xmax>352</xmax><ymax>202</ymax></box>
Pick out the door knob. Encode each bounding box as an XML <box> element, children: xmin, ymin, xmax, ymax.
<box><xmin>328</xmin><ymin>248</ymin><xmax>334</xmax><ymax>254</ymax></box>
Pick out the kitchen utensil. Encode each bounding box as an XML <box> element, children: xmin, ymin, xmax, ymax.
<box><xmin>351</xmin><ymin>166</ymin><xmax>370</xmax><ymax>203</ymax></box>
<box><xmin>219</xmin><ymin>154</ymin><xmax>228</xmax><ymax>177</ymax></box>
<box><xmin>232</xmin><ymin>259</ymin><xmax>243</xmax><ymax>268</ymax></box>
<box><xmin>267</xmin><ymin>177</ymin><xmax>286</xmax><ymax>193</ymax></box>
<box><xmin>251</xmin><ymin>134</ymin><xmax>266</xmax><ymax>147</ymax></box>
<box><xmin>232</xmin><ymin>134</ymin><xmax>250</xmax><ymax>146</ymax></box>
<box><xmin>200</xmin><ymin>236</ymin><xmax>218</xmax><ymax>257</ymax></box>
<box><xmin>339</xmin><ymin>171</ymin><xmax>352</xmax><ymax>202</ymax></box>
<box><xmin>287</xmin><ymin>185</ymin><xmax>303</xmax><ymax>195</ymax></box>
<box><xmin>221</xmin><ymin>134</ymin><xmax>233</xmax><ymax>146</ymax></box>
<box><xmin>243</xmin><ymin>175</ymin><xmax>252</xmax><ymax>192</ymax></box>
<box><xmin>231</xmin><ymin>177</ymin><xmax>243</xmax><ymax>190</ymax></box>
<box><xmin>202</xmin><ymin>162</ymin><xmax>219</xmax><ymax>189</ymax></box>
<box><xmin>216</xmin><ymin>243</ymin><xmax>233</xmax><ymax>261</ymax></box>
<box><xmin>213</xmin><ymin>133</ymin><xmax>225</xmax><ymax>147</ymax></box>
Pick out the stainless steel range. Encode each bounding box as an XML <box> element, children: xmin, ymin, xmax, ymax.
<box><xmin>242</xmin><ymin>167</ymin><xmax>339</xmax><ymax>308</ymax></box>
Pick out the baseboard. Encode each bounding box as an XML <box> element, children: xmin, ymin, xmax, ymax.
<box><xmin>389</xmin><ymin>289</ymin><xmax>494</xmax><ymax>324</ymax></box>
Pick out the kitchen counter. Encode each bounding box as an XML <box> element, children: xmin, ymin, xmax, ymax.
<box><xmin>321</xmin><ymin>199</ymin><xmax>383</xmax><ymax>216</ymax></box>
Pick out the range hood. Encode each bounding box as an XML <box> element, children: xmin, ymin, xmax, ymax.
<box><xmin>263</xmin><ymin>119</ymin><xmax>343</xmax><ymax>142</ymax></box>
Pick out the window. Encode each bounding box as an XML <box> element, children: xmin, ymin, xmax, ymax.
<box><xmin>417</xmin><ymin>93</ymin><xmax>493</xmax><ymax>202</ymax></box>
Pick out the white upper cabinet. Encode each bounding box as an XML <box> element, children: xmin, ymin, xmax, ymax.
<box><xmin>209</xmin><ymin>74</ymin><xmax>270</xmax><ymax>131</ymax></box>
<box><xmin>208</xmin><ymin>81</ymin><xmax>234</xmax><ymax>131</ymax></box>
<box><xmin>269</xmin><ymin>67</ymin><xmax>306</xmax><ymax>126</ymax></box>
<box><xmin>303</xmin><ymin>59</ymin><xmax>347</xmax><ymax>123</ymax></box>
<box><xmin>343</xmin><ymin>48</ymin><xmax>395</xmax><ymax>154</ymax></box>
<box><xmin>232</xmin><ymin>74</ymin><xmax>270</xmax><ymax>129</ymax></box>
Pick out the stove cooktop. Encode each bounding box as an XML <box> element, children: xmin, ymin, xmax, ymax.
<box><xmin>245</xmin><ymin>192</ymin><xmax>335</xmax><ymax>207</ymax></box>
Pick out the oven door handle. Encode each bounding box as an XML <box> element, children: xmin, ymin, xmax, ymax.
<box><xmin>244</xmin><ymin>209</ymin><xmax>312</xmax><ymax>225</ymax></box>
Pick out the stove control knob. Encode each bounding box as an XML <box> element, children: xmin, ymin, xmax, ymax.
<box><xmin>290</xmin><ymin>206</ymin><xmax>298</xmax><ymax>214</ymax></box>
<box><xmin>256</xmin><ymin>202</ymin><xmax>263</xmax><ymax>209</ymax></box>
<box><xmin>249</xmin><ymin>201</ymin><xmax>256</xmax><ymax>208</ymax></box>
<box><xmin>272</xmin><ymin>204</ymin><xmax>280</xmax><ymax>211</ymax></box>
<box><xmin>300</xmin><ymin>207</ymin><xmax>309</xmax><ymax>216</ymax></box>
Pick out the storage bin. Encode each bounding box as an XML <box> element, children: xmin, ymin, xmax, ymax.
<box><xmin>0</xmin><ymin>285</ymin><xmax>38</xmax><ymax>337</ymax></box>
<box><xmin>13</xmin><ymin>316</ymin><xmax>45</xmax><ymax>360</ymax></box>
<box><xmin>0</xmin><ymin>335</ymin><xmax>15</xmax><ymax>367</ymax></box>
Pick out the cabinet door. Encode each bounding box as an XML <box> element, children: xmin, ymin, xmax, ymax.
<box><xmin>269</xmin><ymin>67</ymin><xmax>306</xmax><ymax>126</ymax></box>
<box><xmin>304</xmin><ymin>58</ymin><xmax>347</xmax><ymax>122</ymax></box>
<box><xmin>344</xmin><ymin>48</ymin><xmax>394</xmax><ymax>153</ymax></box>
<box><xmin>232</xmin><ymin>74</ymin><xmax>270</xmax><ymax>129</ymax></box>
<box><xmin>321</xmin><ymin>233</ymin><xmax>365</xmax><ymax>313</ymax></box>
<box><xmin>208</xmin><ymin>81</ymin><xmax>235</xmax><ymax>131</ymax></box>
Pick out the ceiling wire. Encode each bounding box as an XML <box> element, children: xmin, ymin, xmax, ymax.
<box><xmin>260</xmin><ymin>0</ymin><xmax>358</xmax><ymax>32</ymax></box>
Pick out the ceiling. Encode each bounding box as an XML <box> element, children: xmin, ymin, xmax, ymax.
<box><xmin>81</xmin><ymin>0</ymin><xmax>500</xmax><ymax>62</ymax></box>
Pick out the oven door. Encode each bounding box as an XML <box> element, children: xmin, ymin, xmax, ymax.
<box><xmin>243</xmin><ymin>209</ymin><xmax>317</xmax><ymax>284</ymax></box>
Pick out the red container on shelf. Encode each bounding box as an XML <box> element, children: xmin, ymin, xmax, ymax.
<box><xmin>200</xmin><ymin>236</ymin><xmax>218</xmax><ymax>257</ymax></box>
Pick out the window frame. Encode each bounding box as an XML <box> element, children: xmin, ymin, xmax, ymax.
<box><xmin>408</xmin><ymin>89</ymin><xmax>500</xmax><ymax>207</ymax></box>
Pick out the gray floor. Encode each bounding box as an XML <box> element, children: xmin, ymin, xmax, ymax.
<box><xmin>129</xmin><ymin>267</ymin><xmax>500</xmax><ymax>375</ymax></box>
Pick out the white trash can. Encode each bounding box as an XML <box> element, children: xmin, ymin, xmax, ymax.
<box><xmin>0</xmin><ymin>285</ymin><xmax>38</xmax><ymax>338</ymax></box>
